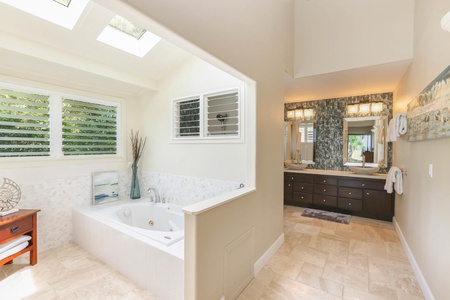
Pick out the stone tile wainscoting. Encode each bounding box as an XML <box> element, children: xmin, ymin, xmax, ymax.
<box><xmin>14</xmin><ymin>171</ymin><xmax>240</xmax><ymax>252</ymax></box>
<box><xmin>285</xmin><ymin>93</ymin><xmax>393</xmax><ymax>170</ymax></box>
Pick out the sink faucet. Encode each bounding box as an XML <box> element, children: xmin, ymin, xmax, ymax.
<box><xmin>362</xmin><ymin>154</ymin><xmax>366</xmax><ymax>168</ymax></box>
<box><xmin>147</xmin><ymin>187</ymin><xmax>161</xmax><ymax>203</ymax></box>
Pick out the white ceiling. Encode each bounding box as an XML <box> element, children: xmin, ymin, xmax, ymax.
<box><xmin>0</xmin><ymin>0</ymin><xmax>414</xmax><ymax>102</ymax></box>
<box><xmin>0</xmin><ymin>1</ymin><xmax>193</xmax><ymax>97</ymax></box>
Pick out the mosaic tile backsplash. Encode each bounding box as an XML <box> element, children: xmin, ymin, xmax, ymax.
<box><xmin>285</xmin><ymin>93</ymin><xmax>393</xmax><ymax>170</ymax></box>
<box><xmin>16</xmin><ymin>172</ymin><xmax>240</xmax><ymax>252</ymax></box>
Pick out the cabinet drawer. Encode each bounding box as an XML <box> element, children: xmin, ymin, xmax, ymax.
<box><xmin>294</xmin><ymin>183</ymin><xmax>313</xmax><ymax>193</ymax></box>
<box><xmin>338</xmin><ymin>198</ymin><xmax>363</xmax><ymax>211</ymax></box>
<box><xmin>293</xmin><ymin>192</ymin><xmax>313</xmax><ymax>204</ymax></box>
<box><xmin>339</xmin><ymin>179</ymin><xmax>384</xmax><ymax>190</ymax></box>
<box><xmin>313</xmin><ymin>195</ymin><xmax>337</xmax><ymax>207</ymax></box>
<box><xmin>338</xmin><ymin>187</ymin><xmax>363</xmax><ymax>200</ymax></box>
<box><xmin>314</xmin><ymin>176</ymin><xmax>337</xmax><ymax>186</ymax></box>
<box><xmin>0</xmin><ymin>217</ymin><xmax>32</xmax><ymax>241</ymax></box>
<box><xmin>314</xmin><ymin>184</ymin><xmax>337</xmax><ymax>196</ymax></box>
<box><xmin>284</xmin><ymin>173</ymin><xmax>313</xmax><ymax>183</ymax></box>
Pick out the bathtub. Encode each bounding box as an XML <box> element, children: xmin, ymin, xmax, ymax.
<box><xmin>73</xmin><ymin>199</ymin><xmax>184</xmax><ymax>300</ymax></box>
<box><xmin>90</xmin><ymin>201</ymin><xmax>184</xmax><ymax>246</ymax></box>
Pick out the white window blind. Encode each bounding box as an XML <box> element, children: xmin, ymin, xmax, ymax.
<box><xmin>173</xmin><ymin>98</ymin><xmax>200</xmax><ymax>137</ymax></box>
<box><xmin>0</xmin><ymin>89</ymin><xmax>50</xmax><ymax>157</ymax></box>
<box><xmin>300</xmin><ymin>123</ymin><xmax>314</xmax><ymax>143</ymax></box>
<box><xmin>205</xmin><ymin>91</ymin><xmax>239</xmax><ymax>136</ymax></box>
<box><xmin>62</xmin><ymin>99</ymin><xmax>118</xmax><ymax>155</ymax></box>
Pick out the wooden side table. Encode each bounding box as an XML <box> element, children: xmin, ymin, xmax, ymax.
<box><xmin>0</xmin><ymin>209</ymin><xmax>40</xmax><ymax>266</ymax></box>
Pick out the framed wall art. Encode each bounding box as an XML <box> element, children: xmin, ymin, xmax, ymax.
<box><xmin>92</xmin><ymin>172</ymin><xmax>119</xmax><ymax>205</ymax></box>
<box><xmin>407</xmin><ymin>65</ymin><xmax>450</xmax><ymax>141</ymax></box>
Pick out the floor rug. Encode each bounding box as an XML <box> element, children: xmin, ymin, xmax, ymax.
<box><xmin>301</xmin><ymin>208</ymin><xmax>351</xmax><ymax>224</ymax></box>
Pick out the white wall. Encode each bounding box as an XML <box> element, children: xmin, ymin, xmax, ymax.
<box><xmin>95</xmin><ymin>0</ymin><xmax>293</xmax><ymax>299</ymax></box>
<box><xmin>139</xmin><ymin>57</ymin><xmax>247</xmax><ymax>182</ymax></box>
<box><xmin>294</xmin><ymin>0</ymin><xmax>414</xmax><ymax>78</ymax></box>
<box><xmin>394</xmin><ymin>0</ymin><xmax>450</xmax><ymax>299</ymax></box>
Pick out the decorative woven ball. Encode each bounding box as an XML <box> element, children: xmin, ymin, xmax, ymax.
<box><xmin>0</xmin><ymin>178</ymin><xmax>21</xmax><ymax>212</ymax></box>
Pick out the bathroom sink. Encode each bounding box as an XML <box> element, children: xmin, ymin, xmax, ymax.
<box><xmin>285</xmin><ymin>163</ymin><xmax>308</xmax><ymax>170</ymax></box>
<box><xmin>348</xmin><ymin>166</ymin><xmax>380</xmax><ymax>175</ymax></box>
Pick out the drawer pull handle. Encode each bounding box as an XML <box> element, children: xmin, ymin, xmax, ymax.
<box><xmin>301</xmin><ymin>196</ymin><xmax>304</xmax><ymax>199</ymax></box>
<box><xmin>323</xmin><ymin>189</ymin><xmax>326</xmax><ymax>192</ymax></box>
<box><xmin>366</xmin><ymin>192</ymin><xmax>370</xmax><ymax>195</ymax></box>
<box><xmin>348</xmin><ymin>192</ymin><xmax>352</xmax><ymax>195</ymax></box>
<box><xmin>362</xmin><ymin>184</ymin><xmax>365</xmax><ymax>187</ymax></box>
<box><xmin>323</xmin><ymin>199</ymin><xmax>326</xmax><ymax>202</ymax></box>
<box><xmin>323</xmin><ymin>180</ymin><xmax>326</xmax><ymax>183</ymax></box>
<box><xmin>10</xmin><ymin>225</ymin><xmax>19</xmax><ymax>234</ymax></box>
<box><xmin>291</xmin><ymin>177</ymin><xmax>294</xmax><ymax>180</ymax></box>
<box><xmin>348</xmin><ymin>203</ymin><xmax>352</xmax><ymax>206</ymax></box>
<box><xmin>288</xmin><ymin>184</ymin><xmax>291</xmax><ymax>187</ymax></box>
<box><xmin>301</xmin><ymin>187</ymin><xmax>304</xmax><ymax>189</ymax></box>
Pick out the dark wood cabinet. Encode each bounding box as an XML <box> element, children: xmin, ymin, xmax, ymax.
<box><xmin>284</xmin><ymin>172</ymin><xmax>394</xmax><ymax>221</ymax></box>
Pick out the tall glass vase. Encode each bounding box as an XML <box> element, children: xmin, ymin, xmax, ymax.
<box><xmin>130</xmin><ymin>164</ymin><xmax>140</xmax><ymax>199</ymax></box>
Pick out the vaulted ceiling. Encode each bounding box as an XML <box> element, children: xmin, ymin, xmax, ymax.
<box><xmin>0</xmin><ymin>0</ymin><xmax>415</xmax><ymax>102</ymax></box>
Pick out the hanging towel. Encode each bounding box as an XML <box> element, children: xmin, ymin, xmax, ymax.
<box><xmin>384</xmin><ymin>166</ymin><xmax>403</xmax><ymax>194</ymax></box>
<box><xmin>387</xmin><ymin>113</ymin><xmax>407</xmax><ymax>142</ymax></box>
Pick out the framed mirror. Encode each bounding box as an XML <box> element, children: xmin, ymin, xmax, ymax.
<box><xmin>343</xmin><ymin>116</ymin><xmax>388</xmax><ymax>167</ymax></box>
<box><xmin>284</xmin><ymin>121</ymin><xmax>316</xmax><ymax>162</ymax></box>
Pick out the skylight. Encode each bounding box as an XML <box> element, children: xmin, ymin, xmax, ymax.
<box><xmin>53</xmin><ymin>0</ymin><xmax>71</xmax><ymax>7</ymax></box>
<box><xmin>0</xmin><ymin>0</ymin><xmax>89</xmax><ymax>30</ymax></box>
<box><xmin>109</xmin><ymin>15</ymin><xmax>146</xmax><ymax>40</ymax></box>
<box><xmin>97</xmin><ymin>15</ymin><xmax>161</xmax><ymax>58</ymax></box>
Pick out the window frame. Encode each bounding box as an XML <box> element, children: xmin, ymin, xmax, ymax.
<box><xmin>171</xmin><ymin>87</ymin><xmax>243</xmax><ymax>143</ymax></box>
<box><xmin>0</xmin><ymin>81</ymin><xmax>124</xmax><ymax>163</ymax></box>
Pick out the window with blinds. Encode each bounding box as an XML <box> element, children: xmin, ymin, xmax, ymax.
<box><xmin>172</xmin><ymin>89</ymin><xmax>241</xmax><ymax>140</ymax></box>
<box><xmin>173</xmin><ymin>98</ymin><xmax>200</xmax><ymax>137</ymax></box>
<box><xmin>0</xmin><ymin>89</ymin><xmax>50</xmax><ymax>157</ymax></box>
<box><xmin>205</xmin><ymin>91</ymin><xmax>239</xmax><ymax>136</ymax></box>
<box><xmin>62</xmin><ymin>99</ymin><xmax>118</xmax><ymax>155</ymax></box>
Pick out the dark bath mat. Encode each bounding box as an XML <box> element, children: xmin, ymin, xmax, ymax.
<box><xmin>301</xmin><ymin>208</ymin><xmax>351</xmax><ymax>224</ymax></box>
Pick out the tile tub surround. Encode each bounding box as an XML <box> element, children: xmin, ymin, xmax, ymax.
<box><xmin>285</xmin><ymin>93</ymin><xmax>393</xmax><ymax>171</ymax></box>
<box><xmin>12</xmin><ymin>171</ymin><xmax>239</xmax><ymax>253</ymax></box>
<box><xmin>73</xmin><ymin>207</ymin><xmax>183</xmax><ymax>300</ymax></box>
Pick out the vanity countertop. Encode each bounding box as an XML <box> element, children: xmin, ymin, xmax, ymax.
<box><xmin>284</xmin><ymin>168</ymin><xmax>387</xmax><ymax>180</ymax></box>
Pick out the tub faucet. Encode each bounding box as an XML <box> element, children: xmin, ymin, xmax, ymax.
<box><xmin>147</xmin><ymin>188</ymin><xmax>161</xmax><ymax>203</ymax></box>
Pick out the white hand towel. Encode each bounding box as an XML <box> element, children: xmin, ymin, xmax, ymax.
<box><xmin>384</xmin><ymin>166</ymin><xmax>403</xmax><ymax>194</ymax></box>
<box><xmin>386</xmin><ymin>113</ymin><xmax>407</xmax><ymax>142</ymax></box>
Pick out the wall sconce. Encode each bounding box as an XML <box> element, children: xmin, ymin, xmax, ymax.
<box><xmin>287</xmin><ymin>108</ymin><xmax>314</xmax><ymax>119</ymax></box>
<box><xmin>347</xmin><ymin>102</ymin><xmax>383</xmax><ymax>114</ymax></box>
<box><xmin>442</xmin><ymin>11</ymin><xmax>450</xmax><ymax>32</ymax></box>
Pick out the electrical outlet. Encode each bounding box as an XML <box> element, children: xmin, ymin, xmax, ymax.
<box><xmin>428</xmin><ymin>163</ymin><xmax>433</xmax><ymax>178</ymax></box>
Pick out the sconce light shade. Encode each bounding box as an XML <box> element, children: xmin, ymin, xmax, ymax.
<box><xmin>303</xmin><ymin>109</ymin><xmax>314</xmax><ymax>117</ymax></box>
<box><xmin>359</xmin><ymin>103</ymin><xmax>371</xmax><ymax>113</ymax></box>
<box><xmin>287</xmin><ymin>110</ymin><xmax>294</xmax><ymax>119</ymax></box>
<box><xmin>442</xmin><ymin>11</ymin><xmax>450</xmax><ymax>32</ymax></box>
<box><xmin>294</xmin><ymin>109</ymin><xmax>303</xmax><ymax>118</ymax></box>
<box><xmin>347</xmin><ymin>104</ymin><xmax>359</xmax><ymax>114</ymax></box>
<box><xmin>371</xmin><ymin>102</ymin><xmax>383</xmax><ymax>112</ymax></box>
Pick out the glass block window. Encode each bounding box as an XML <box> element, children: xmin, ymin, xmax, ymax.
<box><xmin>173</xmin><ymin>98</ymin><xmax>200</xmax><ymax>137</ymax></box>
<box><xmin>62</xmin><ymin>99</ymin><xmax>118</xmax><ymax>155</ymax></box>
<box><xmin>0</xmin><ymin>89</ymin><xmax>50</xmax><ymax>157</ymax></box>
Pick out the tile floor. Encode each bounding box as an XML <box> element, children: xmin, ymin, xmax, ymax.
<box><xmin>1</xmin><ymin>205</ymin><xmax>425</xmax><ymax>299</ymax></box>
<box><xmin>238</xmin><ymin>206</ymin><xmax>424</xmax><ymax>299</ymax></box>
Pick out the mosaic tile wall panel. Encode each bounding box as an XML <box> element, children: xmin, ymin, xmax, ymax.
<box><xmin>16</xmin><ymin>171</ymin><xmax>240</xmax><ymax>252</ymax></box>
<box><xmin>285</xmin><ymin>93</ymin><xmax>393</xmax><ymax>170</ymax></box>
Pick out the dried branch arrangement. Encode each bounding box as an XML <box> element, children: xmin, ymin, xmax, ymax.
<box><xmin>130</xmin><ymin>129</ymin><xmax>147</xmax><ymax>167</ymax></box>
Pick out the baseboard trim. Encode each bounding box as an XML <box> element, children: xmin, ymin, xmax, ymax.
<box><xmin>253</xmin><ymin>233</ymin><xmax>284</xmax><ymax>276</ymax></box>
<box><xmin>393</xmin><ymin>217</ymin><xmax>435</xmax><ymax>300</ymax></box>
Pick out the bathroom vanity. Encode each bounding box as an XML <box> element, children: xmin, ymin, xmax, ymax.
<box><xmin>284</xmin><ymin>170</ymin><xmax>394</xmax><ymax>221</ymax></box>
